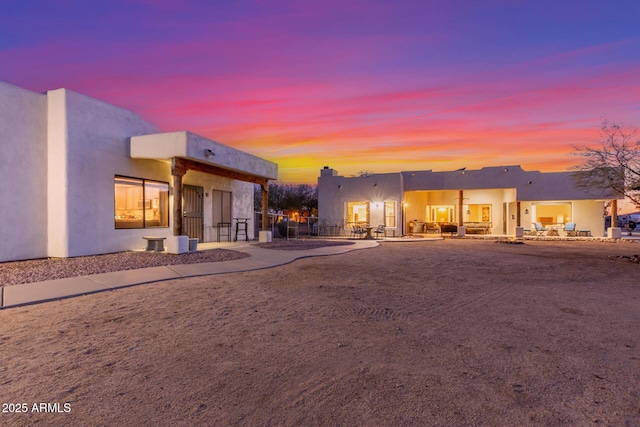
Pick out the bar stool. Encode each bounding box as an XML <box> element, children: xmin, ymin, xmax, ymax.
<box><xmin>234</xmin><ymin>218</ymin><xmax>249</xmax><ymax>242</ymax></box>
<box><xmin>216</xmin><ymin>222</ymin><xmax>231</xmax><ymax>242</ymax></box>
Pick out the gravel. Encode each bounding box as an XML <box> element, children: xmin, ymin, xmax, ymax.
<box><xmin>0</xmin><ymin>249</ymin><xmax>249</xmax><ymax>287</ymax></box>
<box><xmin>0</xmin><ymin>240</ymin><xmax>356</xmax><ymax>287</ymax></box>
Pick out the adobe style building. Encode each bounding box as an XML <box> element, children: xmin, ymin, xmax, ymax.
<box><xmin>318</xmin><ymin>166</ymin><xmax>621</xmax><ymax>237</ymax></box>
<box><xmin>0</xmin><ymin>81</ymin><xmax>277</xmax><ymax>263</ymax></box>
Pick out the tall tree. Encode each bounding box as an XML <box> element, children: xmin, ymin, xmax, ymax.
<box><xmin>572</xmin><ymin>120</ymin><xmax>640</xmax><ymax>208</ymax></box>
<box><xmin>254</xmin><ymin>182</ymin><xmax>318</xmax><ymax>215</ymax></box>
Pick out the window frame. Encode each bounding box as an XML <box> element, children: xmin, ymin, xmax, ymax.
<box><xmin>114</xmin><ymin>175</ymin><xmax>170</xmax><ymax>229</ymax></box>
<box><xmin>384</xmin><ymin>201</ymin><xmax>396</xmax><ymax>227</ymax></box>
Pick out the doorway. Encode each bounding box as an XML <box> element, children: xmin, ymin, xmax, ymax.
<box><xmin>183</xmin><ymin>185</ymin><xmax>204</xmax><ymax>241</ymax></box>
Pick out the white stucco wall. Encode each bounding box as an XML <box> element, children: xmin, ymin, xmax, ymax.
<box><xmin>47</xmin><ymin>88</ymin><xmax>162</xmax><ymax>257</ymax></box>
<box><xmin>0</xmin><ymin>82</ymin><xmax>48</xmax><ymax>262</ymax></box>
<box><xmin>318</xmin><ymin>169</ymin><xmax>402</xmax><ymax>232</ymax></box>
<box><xmin>131</xmin><ymin>131</ymin><xmax>278</xmax><ymax>180</ymax></box>
<box><xmin>572</xmin><ymin>200</ymin><xmax>606</xmax><ymax>237</ymax></box>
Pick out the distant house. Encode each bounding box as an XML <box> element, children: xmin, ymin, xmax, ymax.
<box><xmin>318</xmin><ymin>166</ymin><xmax>622</xmax><ymax>237</ymax></box>
<box><xmin>0</xmin><ymin>81</ymin><xmax>277</xmax><ymax>262</ymax></box>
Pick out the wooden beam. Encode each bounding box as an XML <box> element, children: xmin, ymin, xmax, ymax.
<box><xmin>261</xmin><ymin>183</ymin><xmax>269</xmax><ymax>231</ymax></box>
<box><xmin>458</xmin><ymin>190</ymin><xmax>464</xmax><ymax>227</ymax></box>
<box><xmin>173</xmin><ymin>157</ymin><xmax>269</xmax><ymax>186</ymax></box>
<box><xmin>516</xmin><ymin>201</ymin><xmax>521</xmax><ymax>227</ymax></box>
<box><xmin>173</xmin><ymin>173</ymin><xmax>183</xmax><ymax>236</ymax></box>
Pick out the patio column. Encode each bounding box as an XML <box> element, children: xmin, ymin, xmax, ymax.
<box><xmin>261</xmin><ymin>183</ymin><xmax>269</xmax><ymax>231</ymax></box>
<box><xmin>171</xmin><ymin>158</ymin><xmax>187</xmax><ymax>236</ymax></box>
<box><xmin>611</xmin><ymin>199</ymin><xmax>618</xmax><ymax>227</ymax></box>
<box><xmin>516</xmin><ymin>201</ymin><xmax>521</xmax><ymax>227</ymax></box>
<box><xmin>458</xmin><ymin>190</ymin><xmax>464</xmax><ymax>227</ymax></box>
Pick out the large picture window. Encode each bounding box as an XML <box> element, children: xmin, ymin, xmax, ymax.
<box><xmin>114</xmin><ymin>176</ymin><xmax>169</xmax><ymax>229</ymax></box>
<box><xmin>465</xmin><ymin>204</ymin><xmax>492</xmax><ymax>222</ymax></box>
<box><xmin>347</xmin><ymin>202</ymin><xmax>369</xmax><ymax>224</ymax></box>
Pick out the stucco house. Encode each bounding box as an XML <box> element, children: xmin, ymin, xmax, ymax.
<box><xmin>0</xmin><ymin>81</ymin><xmax>277</xmax><ymax>263</ymax></box>
<box><xmin>318</xmin><ymin>166</ymin><xmax>621</xmax><ymax>237</ymax></box>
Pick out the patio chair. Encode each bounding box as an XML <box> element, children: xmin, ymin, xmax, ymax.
<box><xmin>373</xmin><ymin>225</ymin><xmax>386</xmax><ymax>239</ymax></box>
<box><xmin>350</xmin><ymin>225</ymin><xmax>366</xmax><ymax>239</ymax></box>
<box><xmin>563</xmin><ymin>222</ymin><xmax>577</xmax><ymax>236</ymax></box>
<box><xmin>533</xmin><ymin>222</ymin><xmax>547</xmax><ymax>236</ymax></box>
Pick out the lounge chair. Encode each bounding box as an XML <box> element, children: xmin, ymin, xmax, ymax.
<box><xmin>563</xmin><ymin>222</ymin><xmax>577</xmax><ymax>236</ymax></box>
<box><xmin>533</xmin><ymin>222</ymin><xmax>547</xmax><ymax>236</ymax></box>
<box><xmin>373</xmin><ymin>225</ymin><xmax>386</xmax><ymax>239</ymax></box>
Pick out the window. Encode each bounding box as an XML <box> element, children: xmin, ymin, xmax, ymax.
<box><xmin>114</xmin><ymin>176</ymin><xmax>169</xmax><ymax>229</ymax></box>
<box><xmin>428</xmin><ymin>205</ymin><xmax>456</xmax><ymax>223</ymax></box>
<box><xmin>465</xmin><ymin>204</ymin><xmax>491</xmax><ymax>222</ymax></box>
<box><xmin>347</xmin><ymin>202</ymin><xmax>369</xmax><ymax>224</ymax></box>
<box><xmin>532</xmin><ymin>202</ymin><xmax>571</xmax><ymax>226</ymax></box>
<box><xmin>384</xmin><ymin>202</ymin><xmax>396</xmax><ymax>227</ymax></box>
<box><xmin>212</xmin><ymin>190</ymin><xmax>232</xmax><ymax>224</ymax></box>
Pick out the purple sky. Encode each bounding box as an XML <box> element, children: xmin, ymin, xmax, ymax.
<box><xmin>2</xmin><ymin>0</ymin><xmax>639</xmax><ymax>182</ymax></box>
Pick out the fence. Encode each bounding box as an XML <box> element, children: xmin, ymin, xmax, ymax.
<box><xmin>253</xmin><ymin>214</ymin><xmax>345</xmax><ymax>239</ymax></box>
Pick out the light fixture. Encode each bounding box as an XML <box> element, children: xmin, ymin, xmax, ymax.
<box><xmin>338</xmin><ymin>185</ymin><xmax>342</xmax><ymax>189</ymax></box>
<box><xmin>466</xmin><ymin>209</ymin><xmax>470</xmax><ymax>215</ymax></box>
<box><xmin>504</xmin><ymin>168</ymin><xmax>509</xmax><ymax>172</ymax></box>
<box><xmin>528</xmin><ymin>180</ymin><xmax>532</xmax><ymax>184</ymax></box>
<box><xmin>524</xmin><ymin>209</ymin><xmax>529</xmax><ymax>214</ymax></box>
<box><xmin>204</xmin><ymin>149</ymin><xmax>215</xmax><ymax>157</ymax></box>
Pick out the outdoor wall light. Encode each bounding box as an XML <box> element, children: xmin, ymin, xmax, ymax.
<box><xmin>524</xmin><ymin>209</ymin><xmax>529</xmax><ymax>214</ymax></box>
<box><xmin>528</xmin><ymin>180</ymin><xmax>532</xmax><ymax>184</ymax></box>
<box><xmin>204</xmin><ymin>149</ymin><xmax>215</xmax><ymax>157</ymax></box>
<box><xmin>338</xmin><ymin>185</ymin><xmax>342</xmax><ymax>189</ymax></box>
<box><xmin>504</xmin><ymin>168</ymin><xmax>509</xmax><ymax>172</ymax></box>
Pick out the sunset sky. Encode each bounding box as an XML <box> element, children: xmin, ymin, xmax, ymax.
<box><xmin>2</xmin><ymin>0</ymin><xmax>639</xmax><ymax>183</ymax></box>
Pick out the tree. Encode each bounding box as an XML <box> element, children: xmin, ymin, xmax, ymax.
<box><xmin>572</xmin><ymin>120</ymin><xmax>640</xmax><ymax>208</ymax></box>
<box><xmin>254</xmin><ymin>182</ymin><xmax>318</xmax><ymax>215</ymax></box>
<box><xmin>351</xmin><ymin>170</ymin><xmax>375</xmax><ymax>178</ymax></box>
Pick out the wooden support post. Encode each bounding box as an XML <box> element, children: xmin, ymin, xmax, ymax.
<box><xmin>611</xmin><ymin>199</ymin><xmax>618</xmax><ymax>227</ymax></box>
<box><xmin>172</xmin><ymin>158</ymin><xmax>187</xmax><ymax>236</ymax></box>
<box><xmin>516</xmin><ymin>201</ymin><xmax>521</xmax><ymax>227</ymax></box>
<box><xmin>458</xmin><ymin>190</ymin><xmax>464</xmax><ymax>227</ymax></box>
<box><xmin>261</xmin><ymin>183</ymin><xmax>269</xmax><ymax>231</ymax></box>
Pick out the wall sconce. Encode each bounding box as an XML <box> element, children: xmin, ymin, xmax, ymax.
<box><xmin>524</xmin><ymin>209</ymin><xmax>529</xmax><ymax>214</ymax></box>
<box><xmin>527</xmin><ymin>180</ymin><xmax>532</xmax><ymax>184</ymax></box>
<box><xmin>511</xmin><ymin>214</ymin><xmax>515</xmax><ymax>220</ymax></box>
<box><xmin>504</xmin><ymin>168</ymin><xmax>509</xmax><ymax>172</ymax></box>
<box><xmin>204</xmin><ymin>149</ymin><xmax>215</xmax><ymax>157</ymax></box>
<box><xmin>466</xmin><ymin>209</ymin><xmax>470</xmax><ymax>215</ymax></box>
<box><xmin>338</xmin><ymin>185</ymin><xmax>342</xmax><ymax>189</ymax></box>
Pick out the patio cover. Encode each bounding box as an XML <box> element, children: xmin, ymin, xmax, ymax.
<box><xmin>130</xmin><ymin>131</ymin><xmax>277</xmax><ymax>234</ymax></box>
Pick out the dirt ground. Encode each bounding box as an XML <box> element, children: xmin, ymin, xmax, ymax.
<box><xmin>1</xmin><ymin>239</ymin><xmax>639</xmax><ymax>426</ymax></box>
